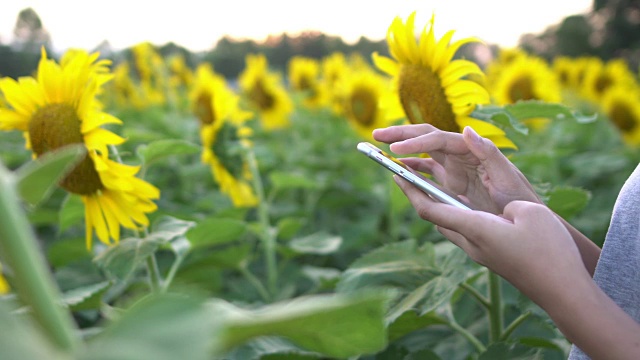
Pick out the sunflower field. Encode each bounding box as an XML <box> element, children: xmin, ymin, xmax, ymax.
<box><xmin>1</xmin><ymin>9</ymin><xmax>640</xmax><ymax>360</ymax></box>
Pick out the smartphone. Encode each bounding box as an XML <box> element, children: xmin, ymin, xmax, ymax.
<box><xmin>357</xmin><ymin>142</ymin><xmax>472</xmax><ymax>210</ymax></box>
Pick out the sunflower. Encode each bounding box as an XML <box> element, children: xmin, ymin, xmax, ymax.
<box><xmin>340</xmin><ymin>69</ymin><xmax>399</xmax><ymax>141</ymax></box>
<box><xmin>373</xmin><ymin>12</ymin><xmax>515</xmax><ymax>148</ymax></box>
<box><xmin>600</xmin><ymin>84</ymin><xmax>640</xmax><ymax>146</ymax></box>
<box><xmin>0</xmin><ymin>49</ymin><xmax>160</xmax><ymax>250</ymax></box>
<box><xmin>552</xmin><ymin>56</ymin><xmax>581</xmax><ymax>90</ymax></box>
<box><xmin>288</xmin><ymin>56</ymin><xmax>328</xmax><ymax>109</ymax></box>
<box><xmin>191</xmin><ymin>64</ymin><xmax>257</xmax><ymax>207</ymax></box>
<box><xmin>489</xmin><ymin>54</ymin><xmax>562</xmax><ymax>130</ymax></box>
<box><xmin>320</xmin><ymin>52</ymin><xmax>350</xmax><ymax>115</ymax></box>
<box><xmin>238</xmin><ymin>53</ymin><xmax>293</xmax><ymax>131</ymax></box>
<box><xmin>130</xmin><ymin>42</ymin><xmax>168</xmax><ymax>107</ymax></box>
<box><xmin>580</xmin><ymin>58</ymin><xmax>637</xmax><ymax>104</ymax></box>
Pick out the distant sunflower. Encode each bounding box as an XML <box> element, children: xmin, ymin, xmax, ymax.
<box><xmin>0</xmin><ymin>49</ymin><xmax>160</xmax><ymax>250</ymax></box>
<box><xmin>239</xmin><ymin>53</ymin><xmax>293</xmax><ymax>131</ymax></box>
<box><xmin>552</xmin><ymin>56</ymin><xmax>581</xmax><ymax>90</ymax></box>
<box><xmin>321</xmin><ymin>52</ymin><xmax>350</xmax><ymax>115</ymax></box>
<box><xmin>341</xmin><ymin>69</ymin><xmax>398</xmax><ymax>141</ymax></box>
<box><xmin>489</xmin><ymin>55</ymin><xmax>562</xmax><ymax>130</ymax></box>
<box><xmin>191</xmin><ymin>64</ymin><xmax>257</xmax><ymax>207</ymax></box>
<box><xmin>581</xmin><ymin>58</ymin><xmax>636</xmax><ymax>103</ymax></box>
<box><xmin>373</xmin><ymin>12</ymin><xmax>515</xmax><ymax>148</ymax></box>
<box><xmin>288</xmin><ymin>56</ymin><xmax>328</xmax><ymax>109</ymax></box>
<box><xmin>600</xmin><ymin>84</ymin><xmax>640</xmax><ymax>146</ymax></box>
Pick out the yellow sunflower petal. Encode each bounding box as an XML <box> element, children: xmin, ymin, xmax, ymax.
<box><xmin>0</xmin><ymin>108</ymin><xmax>29</xmax><ymax>131</ymax></box>
<box><xmin>440</xmin><ymin>60</ymin><xmax>484</xmax><ymax>87</ymax></box>
<box><xmin>97</xmin><ymin>195</ymin><xmax>120</xmax><ymax>242</ymax></box>
<box><xmin>84</xmin><ymin>195</ymin><xmax>110</xmax><ymax>246</ymax></box>
<box><xmin>432</xmin><ymin>30</ymin><xmax>456</xmax><ymax>72</ymax></box>
<box><xmin>84</xmin><ymin>128</ymin><xmax>125</xmax><ymax>150</ymax></box>
<box><xmin>371</xmin><ymin>53</ymin><xmax>399</xmax><ymax>77</ymax></box>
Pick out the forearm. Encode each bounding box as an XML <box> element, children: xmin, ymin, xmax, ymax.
<box><xmin>542</xmin><ymin>275</ymin><xmax>640</xmax><ymax>360</ymax></box>
<box><xmin>556</xmin><ymin>215</ymin><xmax>601</xmax><ymax>276</ymax></box>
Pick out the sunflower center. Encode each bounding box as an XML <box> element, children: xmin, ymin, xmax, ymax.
<box><xmin>249</xmin><ymin>79</ymin><xmax>275</xmax><ymax>110</ymax></box>
<box><xmin>194</xmin><ymin>92</ymin><xmax>215</xmax><ymax>125</ymax></box>
<box><xmin>29</xmin><ymin>103</ymin><xmax>104</xmax><ymax>195</ymax></box>
<box><xmin>609</xmin><ymin>102</ymin><xmax>637</xmax><ymax>132</ymax></box>
<box><xmin>398</xmin><ymin>64</ymin><xmax>459</xmax><ymax>132</ymax></box>
<box><xmin>508</xmin><ymin>76</ymin><xmax>535</xmax><ymax>102</ymax></box>
<box><xmin>350</xmin><ymin>86</ymin><xmax>377</xmax><ymax>126</ymax></box>
<box><xmin>595</xmin><ymin>74</ymin><xmax>612</xmax><ymax>96</ymax></box>
<box><xmin>211</xmin><ymin>122</ymin><xmax>245</xmax><ymax>179</ymax></box>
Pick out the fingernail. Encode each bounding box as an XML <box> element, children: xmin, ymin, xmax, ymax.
<box><xmin>464</xmin><ymin>126</ymin><xmax>482</xmax><ymax>144</ymax></box>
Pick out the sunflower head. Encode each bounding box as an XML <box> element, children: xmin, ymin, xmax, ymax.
<box><xmin>601</xmin><ymin>84</ymin><xmax>640</xmax><ymax>146</ymax></box>
<box><xmin>191</xmin><ymin>63</ymin><xmax>257</xmax><ymax>207</ymax></box>
<box><xmin>239</xmin><ymin>54</ymin><xmax>293</xmax><ymax>130</ymax></box>
<box><xmin>0</xmin><ymin>48</ymin><xmax>160</xmax><ymax>249</ymax></box>
<box><xmin>581</xmin><ymin>58</ymin><xmax>636</xmax><ymax>103</ymax></box>
<box><xmin>373</xmin><ymin>12</ymin><xmax>515</xmax><ymax>149</ymax></box>
<box><xmin>288</xmin><ymin>56</ymin><xmax>328</xmax><ymax>109</ymax></box>
<box><xmin>341</xmin><ymin>69</ymin><xmax>397</xmax><ymax>141</ymax></box>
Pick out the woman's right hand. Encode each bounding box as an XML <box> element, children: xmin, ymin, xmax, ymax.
<box><xmin>373</xmin><ymin>124</ymin><xmax>541</xmax><ymax>214</ymax></box>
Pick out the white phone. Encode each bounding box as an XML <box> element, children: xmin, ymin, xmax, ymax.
<box><xmin>357</xmin><ymin>142</ymin><xmax>472</xmax><ymax>210</ymax></box>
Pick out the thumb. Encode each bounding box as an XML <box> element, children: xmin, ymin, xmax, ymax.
<box><xmin>462</xmin><ymin>126</ymin><xmax>513</xmax><ymax>177</ymax></box>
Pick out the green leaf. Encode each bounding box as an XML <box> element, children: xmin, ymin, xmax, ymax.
<box><xmin>47</xmin><ymin>237</ymin><xmax>91</xmax><ymax>268</ymax></box>
<box><xmin>546</xmin><ymin>186</ymin><xmax>591</xmax><ymax>219</ymax></box>
<box><xmin>137</xmin><ymin>139</ymin><xmax>201</xmax><ymax>166</ymax></box>
<box><xmin>276</xmin><ymin>217</ymin><xmax>306</xmax><ymax>240</ymax></box>
<box><xmin>61</xmin><ymin>280</ymin><xmax>111</xmax><ymax>311</ymax></box>
<box><xmin>224</xmin><ymin>337</ymin><xmax>322</xmax><ymax>360</ymax></box>
<box><xmin>471</xmin><ymin>104</ymin><xmax>529</xmax><ymax>135</ymax></box>
<box><xmin>81</xmin><ymin>294</ymin><xmax>222</xmax><ymax>360</ymax></box>
<box><xmin>478</xmin><ymin>342</ymin><xmax>541</xmax><ymax>360</ymax></box>
<box><xmin>405</xmin><ymin>349</ymin><xmax>444</xmax><ymax>360</ymax></box>
<box><xmin>150</xmin><ymin>216</ymin><xmax>196</xmax><ymax>242</ymax></box>
<box><xmin>518</xmin><ymin>337</ymin><xmax>567</xmax><ymax>353</ymax></box>
<box><xmin>186</xmin><ymin>218</ymin><xmax>247</xmax><ymax>248</ymax></box>
<box><xmin>388</xmin><ymin>310</ymin><xmax>447</xmax><ymax>342</ymax></box>
<box><xmin>0</xmin><ymin>301</ymin><xmax>61</xmax><ymax>360</ymax></box>
<box><xmin>93</xmin><ymin>236</ymin><xmax>164</xmax><ymax>281</ymax></box>
<box><xmin>15</xmin><ymin>144</ymin><xmax>86</xmax><ymax>207</ymax></box>
<box><xmin>269</xmin><ymin>171</ymin><xmax>321</xmax><ymax>191</ymax></box>
<box><xmin>472</xmin><ymin>101</ymin><xmax>598</xmax><ymax>136</ymax></box>
<box><xmin>58</xmin><ymin>194</ymin><xmax>84</xmax><ymax>233</ymax></box>
<box><xmin>336</xmin><ymin>239</ymin><xmax>439</xmax><ymax>294</ymax></box>
<box><xmin>288</xmin><ymin>232</ymin><xmax>342</xmax><ymax>255</ymax></box>
<box><xmin>505</xmin><ymin>101</ymin><xmax>597</xmax><ymax>124</ymax></box>
<box><xmin>204</xmin><ymin>244</ymin><xmax>252</xmax><ymax>269</ymax></box>
<box><xmin>212</xmin><ymin>291</ymin><xmax>389</xmax><ymax>359</ymax></box>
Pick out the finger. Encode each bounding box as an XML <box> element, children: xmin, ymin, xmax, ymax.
<box><xmin>436</xmin><ymin>225</ymin><xmax>471</xmax><ymax>250</ymax></box>
<box><xmin>372</xmin><ymin>124</ymin><xmax>438</xmax><ymax>143</ymax></box>
<box><xmin>399</xmin><ymin>157</ymin><xmax>447</xmax><ymax>183</ymax></box>
<box><xmin>394</xmin><ymin>175</ymin><xmax>515</xmax><ymax>239</ymax></box>
<box><xmin>462</xmin><ymin>126</ymin><xmax>515</xmax><ymax>179</ymax></box>
<box><xmin>390</xmin><ymin>131</ymin><xmax>471</xmax><ymax>156</ymax></box>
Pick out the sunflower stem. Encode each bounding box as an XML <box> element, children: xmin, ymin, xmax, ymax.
<box><xmin>160</xmin><ymin>253</ymin><xmax>185</xmax><ymax>293</ymax></box>
<box><xmin>0</xmin><ymin>162</ymin><xmax>79</xmax><ymax>353</ymax></box>
<box><xmin>445</xmin><ymin>304</ymin><xmax>486</xmax><ymax>353</ymax></box>
<box><xmin>245</xmin><ymin>147</ymin><xmax>277</xmax><ymax>300</ymax></box>
<box><xmin>488</xmin><ymin>271</ymin><xmax>504</xmax><ymax>343</ymax></box>
<box><xmin>146</xmin><ymin>254</ymin><xmax>163</xmax><ymax>292</ymax></box>
<box><xmin>238</xmin><ymin>265</ymin><xmax>271</xmax><ymax>302</ymax></box>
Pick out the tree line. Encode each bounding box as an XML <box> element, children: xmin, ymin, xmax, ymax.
<box><xmin>1</xmin><ymin>0</ymin><xmax>638</xmax><ymax>81</ymax></box>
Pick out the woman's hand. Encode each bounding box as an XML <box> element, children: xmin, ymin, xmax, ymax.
<box><xmin>373</xmin><ymin>124</ymin><xmax>540</xmax><ymax>213</ymax></box>
<box><xmin>392</xmin><ymin>175</ymin><xmax>588</xmax><ymax>305</ymax></box>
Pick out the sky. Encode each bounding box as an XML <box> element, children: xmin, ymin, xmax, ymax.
<box><xmin>0</xmin><ymin>0</ymin><xmax>593</xmax><ymax>53</ymax></box>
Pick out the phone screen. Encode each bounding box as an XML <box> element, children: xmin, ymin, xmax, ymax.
<box><xmin>357</xmin><ymin>142</ymin><xmax>472</xmax><ymax>210</ymax></box>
